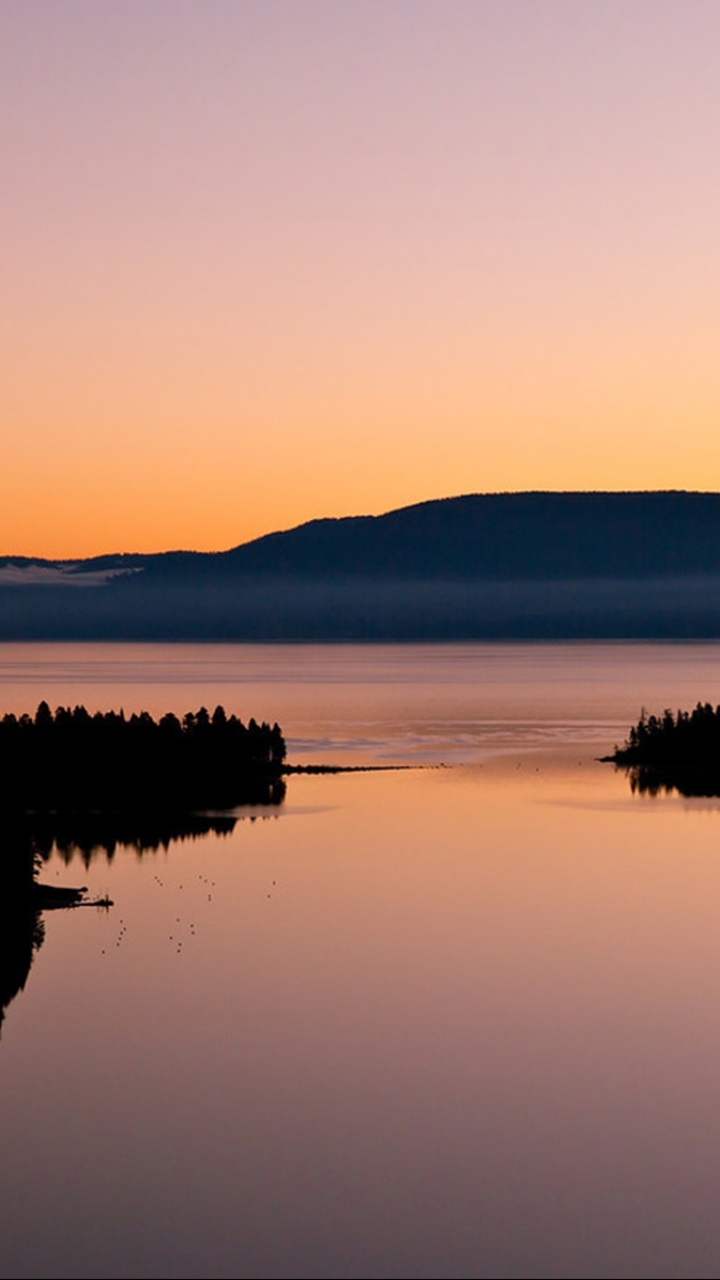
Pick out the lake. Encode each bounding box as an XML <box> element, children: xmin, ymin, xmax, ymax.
<box><xmin>2</xmin><ymin>641</ymin><xmax>720</xmax><ymax>1279</ymax></box>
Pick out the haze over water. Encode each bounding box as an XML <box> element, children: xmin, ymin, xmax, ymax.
<box><xmin>2</xmin><ymin>642</ymin><xmax>720</xmax><ymax>1278</ymax></box>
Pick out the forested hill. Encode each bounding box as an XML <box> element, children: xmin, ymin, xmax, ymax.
<box><xmin>6</xmin><ymin>492</ymin><xmax>720</xmax><ymax>638</ymax></box>
<box><xmin>215</xmin><ymin>491</ymin><xmax>720</xmax><ymax>580</ymax></box>
<box><xmin>6</xmin><ymin>491</ymin><xmax>720</xmax><ymax>585</ymax></box>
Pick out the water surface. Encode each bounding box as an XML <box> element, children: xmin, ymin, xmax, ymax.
<box><xmin>2</xmin><ymin>642</ymin><xmax>720</xmax><ymax>1278</ymax></box>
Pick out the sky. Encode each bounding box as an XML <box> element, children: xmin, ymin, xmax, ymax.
<box><xmin>2</xmin><ymin>0</ymin><xmax>720</xmax><ymax>558</ymax></box>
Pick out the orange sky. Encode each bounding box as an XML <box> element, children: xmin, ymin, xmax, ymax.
<box><xmin>2</xmin><ymin>1</ymin><xmax>720</xmax><ymax>558</ymax></box>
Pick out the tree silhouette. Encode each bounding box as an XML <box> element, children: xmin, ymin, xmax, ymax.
<box><xmin>0</xmin><ymin>704</ymin><xmax>286</xmax><ymax>812</ymax></box>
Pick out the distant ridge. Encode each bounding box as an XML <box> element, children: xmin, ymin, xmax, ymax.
<box><xmin>216</xmin><ymin>490</ymin><xmax>720</xmax><ymax>581</ymax></box>
<box><xmin>4</xmin><ymin>491</ymin><xmax>720</xmax><ymax>638</ymax></box>
<box><xmin>7</xmin><ymin>491</ymin><xmax>720</xmax><ymax>582</ymax></box>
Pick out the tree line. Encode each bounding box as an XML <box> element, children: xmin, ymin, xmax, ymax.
<box><xmin>0</xmin><ymin>702</ymin><xmax>286</xmax><ymax>811</ymax></box>
<box><xmin>613</xmin><ymin>701</ymin><xmax>720</xmax><ymax>769</ymax></box>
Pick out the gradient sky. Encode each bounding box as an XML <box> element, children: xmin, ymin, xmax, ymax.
<box><xmin>2</xmin><ymin>0</ymin><xmax>720</xmax><ymax>557</ymax></box>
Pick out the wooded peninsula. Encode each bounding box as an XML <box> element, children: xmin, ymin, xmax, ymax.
<box><xmin>0</xmin><ymin>702</ymin><xmax>286</xmax><ymax>811</ymax></box>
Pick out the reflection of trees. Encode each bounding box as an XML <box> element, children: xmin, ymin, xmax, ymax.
<box><xmin>0</xmin><ymin>905</ymin><xmax>44</xmax><ymax>1038</ymax></box>
<box><xmin>628</xmin><ymin>766</ymin><xmax>720</xmax><ymax>799</ymax></box>
<box><xmin>0</xmin><ymin>791</ymin><xmax>285</xmax><ymax>1032</ymax></box>
<box><xmin>34</xmin><ymin>809</ymin><xmax>240</xmax><ymax>867</ymax></box>
<box><xmin>30</xmin><ymin>793</ymin><xmax>285</xmax><ymax>867</ymax></box>
<box><xmin>0</xmin><ymin>822</ymin><xmax>46</xmax><ymax>1036</ymax></box>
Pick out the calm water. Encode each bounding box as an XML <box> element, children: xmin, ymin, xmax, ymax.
<box><xmin>3</xmin><ymin>642</ymin><xmax>720</xmax><ymax>1278</ymax></box>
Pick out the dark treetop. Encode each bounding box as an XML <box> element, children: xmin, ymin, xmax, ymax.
<box><xmin>0</xmin><ymin>702</ymin><xmax>286</xmax><ymax>812</ymax></box>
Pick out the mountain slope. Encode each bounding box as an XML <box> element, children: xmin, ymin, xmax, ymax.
<box><xmin>213</xmin><ymin>491</ymin><xmax>720</xmax><ymax>580</ymax></box>
<box><xmin>6</xmin><ymin>491</ymin><xmax>720</xmax><ymax>583</ymax></box>
<box><xmin>5</xmin><ymin>491</ymin><xmax>720</xmax><ymax>638</ymax></box>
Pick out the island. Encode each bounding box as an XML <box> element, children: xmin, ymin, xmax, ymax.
<box><xmin>607</xmin><ymin>701</ymin><xmax>720</xmax><ymax>796</ymax></box>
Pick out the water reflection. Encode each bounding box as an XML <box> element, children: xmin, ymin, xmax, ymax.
<box><xmin>628</xmin><ymin>765</ymin><xmax>720</xmax><ymax>799</ymax></box>
<box><xmin>0</xmin><ymin>824</ymin><xmax>44</xmax><ymax>1035</ymax></box>
<box><xmin>0</xmin><ymin>790</ymin><xmax>285</xmax><ymax>1033</ymax></box>
<box><xmin>33</xmin><ymin>810</ymin><xmax>239</xmax><ymax>867</ymax></box>
<box><xmin>0</xmin><ymin>821</ymin><xmax>88</xmax><ymax>1034</ymax></box>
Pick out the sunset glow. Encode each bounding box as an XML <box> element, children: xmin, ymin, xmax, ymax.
<box><xmin>3</xmin><ymin>1</ymin><xmax>720</xmax><ymax>557</ymax></box>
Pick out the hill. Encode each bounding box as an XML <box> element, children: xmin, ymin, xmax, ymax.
<box><xmin>4</xmin><ymin>491</ymin><xmax>720</xmax><ymax>638</ymax></box>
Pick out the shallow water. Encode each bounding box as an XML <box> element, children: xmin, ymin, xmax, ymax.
<box><xmin>2</xmin><ymin>642</ymin><xmax>720</xmax><ymax>1278</ymax></box>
